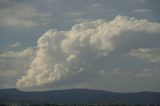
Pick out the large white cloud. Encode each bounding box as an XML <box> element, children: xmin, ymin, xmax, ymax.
<box><xmin>16</xmin><ymin>15</ymin><xmax>160</xmax><ymax>88</ymax></box>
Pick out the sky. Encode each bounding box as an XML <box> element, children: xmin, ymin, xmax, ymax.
<box><xmin>0</xmin><ymin>0</ymin><xmax>160</xmax><ymax>92</ymax></box>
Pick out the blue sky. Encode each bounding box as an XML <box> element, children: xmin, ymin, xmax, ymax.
<box><xmin>0</xmin><ymin>0</ymin><xmax>160</xmax><ymax>92</ymax></box>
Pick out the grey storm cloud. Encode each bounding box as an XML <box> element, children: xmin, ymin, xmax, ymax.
<box><xmin>16</xmin><ymin>15</ymin><xmax>160</xmax><ymax>88</ymax></box>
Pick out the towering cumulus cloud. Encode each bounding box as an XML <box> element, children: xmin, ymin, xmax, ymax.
<box><xmin>16</xmin><ymin>16</ymin><xmax>160</xmax><ymax>87</ymax></box>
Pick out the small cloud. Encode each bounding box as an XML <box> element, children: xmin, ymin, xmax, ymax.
<box><xmin>77</xmin><ymin>68</ymin><xmax>84</xmax><ymax>73</ymax></box>
<box><xmin>133</xmin><ymin>9</ymin><xmax>152</xmax><ymax>13</ymax></box>
<box><xmin>99</xmin><ymin>68</ymin><xmax>132</xmax><ymax>77</ymax></box>
<box><xmin>64</xmin><ymin>12</ymin><xmax>85</xmax><ymax>17</ymax></box>
<box><xmin>129</xmin><ymin>48</ymin><xmax>160</xmax><ymax>63</ymax></box>
<box><xmin>99</xmin><ymin>70</ymin><xmax>106</xmax><ymax>75</ymax></box>
<box><xmin>136</xmin><ymin>68</ymin><xmax>160</xmax><ymax>77</ymax></box>
<box><xmin>108</xmin><ymin>9</ymin><xmax>115</xmax><ymax>12</ymax></box>
<box><xmin>0</xmin><ymin>47</ymin><xmax>34</xmax><ymax>59</ymax></box>
<box><xmin>90</xmin><ymin>3</ymin><xmax>102</xmax><ymax>8</ymax></box>
<box><xmin>111</xmin><ymin>68</ymin><xmax>121</xmax><ymax>75</ymax></box>
<box><xmin>10</xmin><ymin>42</ymin><xmax>20</xmax><ymax>48</ymax></box>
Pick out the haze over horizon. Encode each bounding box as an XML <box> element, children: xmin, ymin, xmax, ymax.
<box><xmin>0</xmin><ymin>0</ymin><xmax>160</xmax><ymax>92</ymax></box>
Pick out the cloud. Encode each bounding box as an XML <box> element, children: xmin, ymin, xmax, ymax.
<box><xmin>16</xmin><ymin>15</ymin><xmax>160</xmax><ymax>88</ymax></box>
<box><xmin>0</xmin><ymin>48</ymin><xmax>34</xmax><ymax>59</ymax></box>
<box><xmin>0</xmin><ymin>0</ymin><xmax>51</xmax><ymax>27</ymax></box>
<box><xmin>129</xmin><ymin>48</ymin><xmax>160</xmax><ymax>63</ymax></box>
<box><xmin>99</xmin><ymin>67</ymin><xmax>160</xmax><ymax>78</ymax></box>
<box><xmin>90</xmin><ymin>3</ymin><xmax>102</xmax><ymax>8</ymax></box>
<box><xmin>64</xmin><ymin>12</ymin><xmax>85</xmax><ymax>17</ymax></box>
<box><xmin>10</xmin><ymin>42</ymin><xmax>20</xmax><ymax>48</ymax></box>
<box><xmin>99</xmin><ymin>68</ymin><xmax>126</xmax><ymax>76</ymax></box>
<box><xmin>133</xmin><ymin>9</ymin><xmax>152</xmax><ymax>13</ymax></box>
<box><xmin>0</xmin><ymin>47</ymin><xmax>35</xmax><ymax>88</ymax></box>
<box><xmin>135</xmin><ymin>68</ymin><xmax>160</xmax><ymax>77</ymax></box>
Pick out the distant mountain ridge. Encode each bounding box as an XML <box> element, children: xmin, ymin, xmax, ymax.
<box><xmin>0</xmin><ymin>88</ymin><xmax>160</xmax><ymax>104</ymax></box>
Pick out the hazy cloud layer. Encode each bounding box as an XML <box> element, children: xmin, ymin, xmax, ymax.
<box><xmin>129</xmin><ymin>48</ymin><xmax>160</xmax><ymax>63</ymax></box>
<box><xmin>16</xmin><ymin>16</ymin><xmax>160</xmax><ymax>88</ymax></box>
<box><xmin>0</xmin><ymin>48</ymin><xmax>35</xmax><ymax>88</ymax></box>
<box><xmin>0</xmin><ymin>0</ymin><xmax>51</xmax><ymax>27</ymax></box>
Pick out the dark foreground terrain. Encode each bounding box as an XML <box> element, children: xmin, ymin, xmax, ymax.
<box><xmin>0</xmin><ymin>88</ymin><xmax>160</xmax><ymax>105</ymax></box>
<box><xmin>0</xmin><ymin>103</ymin><xmax>160</xmax><ymax>106</ymax></box>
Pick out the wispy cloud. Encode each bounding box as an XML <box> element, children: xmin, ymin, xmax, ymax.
<box><xmin>10</xmin><ymin>42</ymin><xmax>20</xmax><ymax>48</ymax></box>
<box><xmin>129</xmin><ymin>48</ymin><xmax>160</xmax><ymax>63</ymax></box>
<box><xmin>133</xmin><ymin>9</ymin><xmax>152</xmax><ymax>13</ymax></box>
<box><xmin>0</xmin><ymin>0</ymin><xmax>51</xmax><ymax>28</ymax></box>
<box><xmin>136</xmin><ymin>68</ymin><xmax>160</xmax><ymax>77</ymax></box>
<box><xmin>90</xmin><ymin>3</ymin><xmax>102</xmax><ymax>8</ymax></box>
<box><xmin>64</xmin><ymin>12</ymin><xmax>85</xmax><ymax>17</ymax></box>
<box><xmin>0</xmin><ymin>48</ymin><xmax>34</xmax><ymax>59</ymax></box>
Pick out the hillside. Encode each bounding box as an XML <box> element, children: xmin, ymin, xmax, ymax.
<box><xmin>0</xmin><ymin>88</ymin><xmax>160</xmax><ymax>104</ymax></box>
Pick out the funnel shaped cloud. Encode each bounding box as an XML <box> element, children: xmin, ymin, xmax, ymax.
<box><xmin>16</xmin><ymin>16</ymin><xmax>160</xmax><ymax>88</ymax></box>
